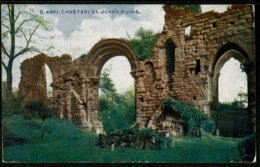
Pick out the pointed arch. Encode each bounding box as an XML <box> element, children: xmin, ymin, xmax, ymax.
<box><xmin>211</xmin><ymin>43</ymin><xmax>249</xmax><ymax>105</ymax></box>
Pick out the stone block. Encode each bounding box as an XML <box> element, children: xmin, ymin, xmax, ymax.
<box><xmin>241</xmin><ymin>14</ymin><xmax>252</xmax><ymax>20</ymax></box>
<box><xmin>243</xmin><ymin>9</ymin><xmax>253</xmax><ymax>15</ymax></box>
<box><xmin>235</xmin><ymin>19</ymin><xmax>247</xmax><ymax>25</ymax></box>
<box><xmin>201</xmin><ymin>29</ymin><xmax>210</xmax><ymax>34</ymax></box>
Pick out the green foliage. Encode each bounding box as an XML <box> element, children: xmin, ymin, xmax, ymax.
<box><xmin>98</xmin><ymin>67</ymin><xmax>135</xmax><ymax>133</ymax></box>
<box><xmin>211</xmin><ymin>101</ymin><xmax>245</xmax><ymax>120</ymax></box>
<box><xmin>2</xmin><ymin>5</ymin><xmax>51</xmax><ymax>104</ymax></box>
<box><xmin>125</xmin><ymin>128</ymin><xmax>166</xmax><ymax>146</ymax></box>
<box><xmin>3</xmin><ymin>114</ymin><xmax>85</xmax><ymax>146</ymax></box>
<box><xmin>2</xmin><ymin>81</ymin><xmax>7</xmax><ymax>99</ymax></box>
<box><xmin>128</xmin><ymin>27</ymin><xmax>159</xmax><ymax>60</ymax></box>
<box><xmin>162</xmin><ymin>97</ymin><xmax>212</xmax><ymax>135</ymax></box>
<box><xmin>2</xmin><ymin>95</ymin><xmax>22</xmax><ymax>117</ymax></box>
<box><xmin>238</xmin><ymin>134</ymin><xmax>255</xmax><ymax>162</ymax></box>
<box><xmin>137</xmin><ymin>128</ymin><xmax>171</xmax><ymax>149</ymax></box>
<box><xmin>98</xmin><ymin>66</ymin><xmax>118</xmax><ymax>112</ymax></box>
<box><xmin>99</xmin><ymin>89</ymin><xmax>135</xmax><ymax>134</ymax></box>
<box><xmin>2</xmin><ymin>81</ymin><xmax>22</xmax><ymax>116</ymax></box>
<box><xmin>29</xmin><ymin>11</ymin><xmax>49</xmax><ymax>30</ymax></box>
<box><xmin>201</xmin><ymin>119</ymin><xmax>215</xmax><ymax>133</ymax></box>
<box><xmin>104</xmin><ymin>128</ymin><xmax>171</xmax><ymax>149</ymax></box>
<box><xmin>99</xmin><ymin>66</ymin><xmax>117</xmax><ymax>95</ymax></box>
<box><xmin>212</xmin><ymin>102</ymin><xmax>252</xmax><ymax>138</ymax></box>
<box><xmin>212</xmin><ymin>101</ymin><xmax>241</xmax><ymax>114</ymax></box>
<box><xmin>3</xmin><ymin>115</ymin><xmax>242</xmax><ymax>162</ymax></box>
<box><xmin>235</xmin><ymin>90</ymin><xmax>248</xmax><ymax>108</ymax></box>
<box><xmin>164</xmin><ymin>4</ymin><xmax>202</xmax><ymax>13</ymax></box>
<box><xmin>24</xmin><ymin>100</ymin><xmax>57</xmax><ymax>139</ymax></box>
<box><xmin>24</xmin><ymin>100</ymin><xmax>53</xmax><ymax>121</ymax></box>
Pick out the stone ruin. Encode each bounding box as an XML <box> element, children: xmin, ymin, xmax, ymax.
<box><xmin>95</xmin><ymin>128</ymin><xmax>173</xmax><ymax>150</ymax></box>
<box><xmin>18</xmin><ymin>4</ymin><xmax>255</xmax><ymax>136</ymax></box>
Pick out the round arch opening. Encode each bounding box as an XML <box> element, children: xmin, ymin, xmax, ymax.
<box><xmin>98</xmin><ymin>56</ymin><xmax>135</xmax><ymax>133</ymax></box>
<box><xmin>83</xmin><ymin>39</ymin><xmax>138</xmax><ymax>133</ymax></box>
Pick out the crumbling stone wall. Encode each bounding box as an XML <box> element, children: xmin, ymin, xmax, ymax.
<box><xmin>18</xmin><ymin>4</ymin><xmax>255</xmax><ymax>135</ymax></box>
<box><xmin>19</xmin><ymin>54</ymin><xmax>74</xmax><ymax>104</ymax></box>
<box><xmin>145</xmin><ymin>4</ymin><xmax>255</xmax><ymax>133</ymax></box>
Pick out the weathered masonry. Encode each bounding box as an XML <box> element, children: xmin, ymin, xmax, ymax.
<box><xmin>19</xmin><ymin>4</ymin><xmax>255</xmax><ymax>134</ymax></box>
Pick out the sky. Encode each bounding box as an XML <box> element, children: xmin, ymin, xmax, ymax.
<box><xmin>218</xmin><ymin>58</ymin><xmax>247</xmax><ymax>102</ymax></box>
<box><xmin>1</xmin><ymin>4</ymin><xmax>248</xmax><ymax>102</ymax></box>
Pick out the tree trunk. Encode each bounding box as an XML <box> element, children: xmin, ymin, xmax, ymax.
<box><xmin>5</xmin><ymin>4</ymin><xmax>15</xmax><ymax>104</ymax></box>
<box><xmin>41</xmin><ymin>120</ymin><xmax>45</xmax><ymax>140</ymax></box>
<box><xmin>6</xmin><ymin>60</ymin><xmax>13</xmax><ymax>103</ymax></box>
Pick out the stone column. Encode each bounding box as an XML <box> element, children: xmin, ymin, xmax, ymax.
<box><xmin>86</xmin><ymin>77</ymin><xmax>104</xmax><ymax>133</ymax></box>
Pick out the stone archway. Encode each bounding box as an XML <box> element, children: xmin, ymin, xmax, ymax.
<box><xmin>210</xmin><ymin>43</ymin><xmax>255</xmax><ymax>138</ymax></box>
<box><xmin>83</xmin><ymin>38</ymin><xmax>138</xmax><ymax>77</ymax></box>
<box><xmin>211</xmin><ymin>43</ymin><xmax>250</xmax><ymax>105</ymax></box>
<box><xmin>79</xmin><ymin>38</ymin><xmax>139</xmax><ymax>132</ymax></box>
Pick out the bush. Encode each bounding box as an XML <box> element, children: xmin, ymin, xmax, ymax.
<box><xmin>212</xmin><ymin>101</ymin><xmax>241</xmax><ymax>113</ymax></box>
<box><xmin>2</xmin><ymin>81</ymin><xmax>22</xmax><ymax>116</ymax></box>
<box><xmin>163</xmin><ymin>4</ymin><xmax>202</xmax><ymax>13</ymax></box>
<box><xmin>201</xmin><ymin>119</ymin><xmax>215</xmax><ymax>133</ymax></box>
<box><xmin>238</xmin><ymin>134</ymin><xmax>255</xmax><ymax>162</ymax></box>
<box><xmin>24</xmin><ymin>100</ymin><xmax>55</xmax><ymax>139</ymax></box>
<box><xmin>24</xmin><ymin>100</ymin><xmax>53</xmax><ymax>121</ymax></box>
<box><xmin>212</xmin><ymin>102</ymin><xmax>252</xmax><ymax>137</ymax></box>
<box><xmin>99</xmin><ymin>94</ymin><xmax>135</xmax><ymax>134</ymax></box>
<box><xmin>162</xmin><ymin>97</ymin><xmax>212</xmax><ymax>135</ymax></box>
<box><xmin>2</xmin><ymin>95</ymin><xmax>23</xmax><ymax>117</ymax></box>
<box><xmin>99</xmin><ymin>79</ymin><xmax>135</xmax><ymax>134</ymax></box>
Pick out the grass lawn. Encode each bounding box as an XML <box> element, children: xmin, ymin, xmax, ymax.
<box><xmin>3</xmin><ymin>114</ymin><xmax>242</xmax><ymax>163</ymax></box>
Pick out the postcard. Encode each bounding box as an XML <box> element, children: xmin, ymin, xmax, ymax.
<box><xmin>1</xmin><ymin>3</ymin><xmax>256</xmax><ymax>163</ymax></box>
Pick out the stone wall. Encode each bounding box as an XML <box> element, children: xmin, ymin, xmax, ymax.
<box><xmin>18</xmin><ymin>4</ymin><xmax>255</xmax><ymax>135</ymax></box>
<box><xmin>145</xmin><ymin>4</ymin><xmax>255</xmax><ymax>132</ymax></box>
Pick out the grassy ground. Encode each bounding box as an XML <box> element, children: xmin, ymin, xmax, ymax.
<box><xmin>3</xmin><ymin>114</ymin><xmax>242</xmax><ymax>163</ymax></box>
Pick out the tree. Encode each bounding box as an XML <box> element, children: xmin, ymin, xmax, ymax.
<box><xmin>2</xmin><ymin>81</ymin><xmax>7</xmax><ymax>99</ymax></box>
<box><xmin>2</xmin><ymin>81</ymin><xmax>22</xmax><ymax>116</ymax></box>
<box><xmin>124</xmin><ymin>86</ymin><xmax>134</xmax><ymax>104</ymax></box>
<box><xmin>235</xmin><ymin>90</ymin><xmax>248</xmax><ymax>108</ymax></box>
<box><xmin>98</xmin><ymin>68</ymin><xmax>135</xmax><ymax>133</ymax></box>
<box><xmin>99</xmin><ymin>66</ymin><xmax>118</xmax><ymax>102</ymax></box>
<box><xmin>98</xmin><ymin>66</ymin><xmax>118</xmax><ymax>112</ymax></box>
<box><xmin>128</xmin><ymin>27</ymin><xmax>158</xmax><ymax>60</ymax></box>
<box><xmin>24</xmin><ymin>100</ymin><xmax>53</xmax><ymax>139</ymax></box>
<box><xmin>1</xmin><ymin>4</ymin><xmax>48</xmax><ymax>103</ymax></box>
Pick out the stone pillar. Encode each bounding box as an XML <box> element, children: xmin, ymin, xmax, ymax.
<box><xmin>86</xmin><ymin>77</ymin><xmax>104</xmax><ymax>133</ymax></box>
<box><xmin>246</xmin><ymin>61</ymin><xmax>256</xmax><ymax>133</ymax></box>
